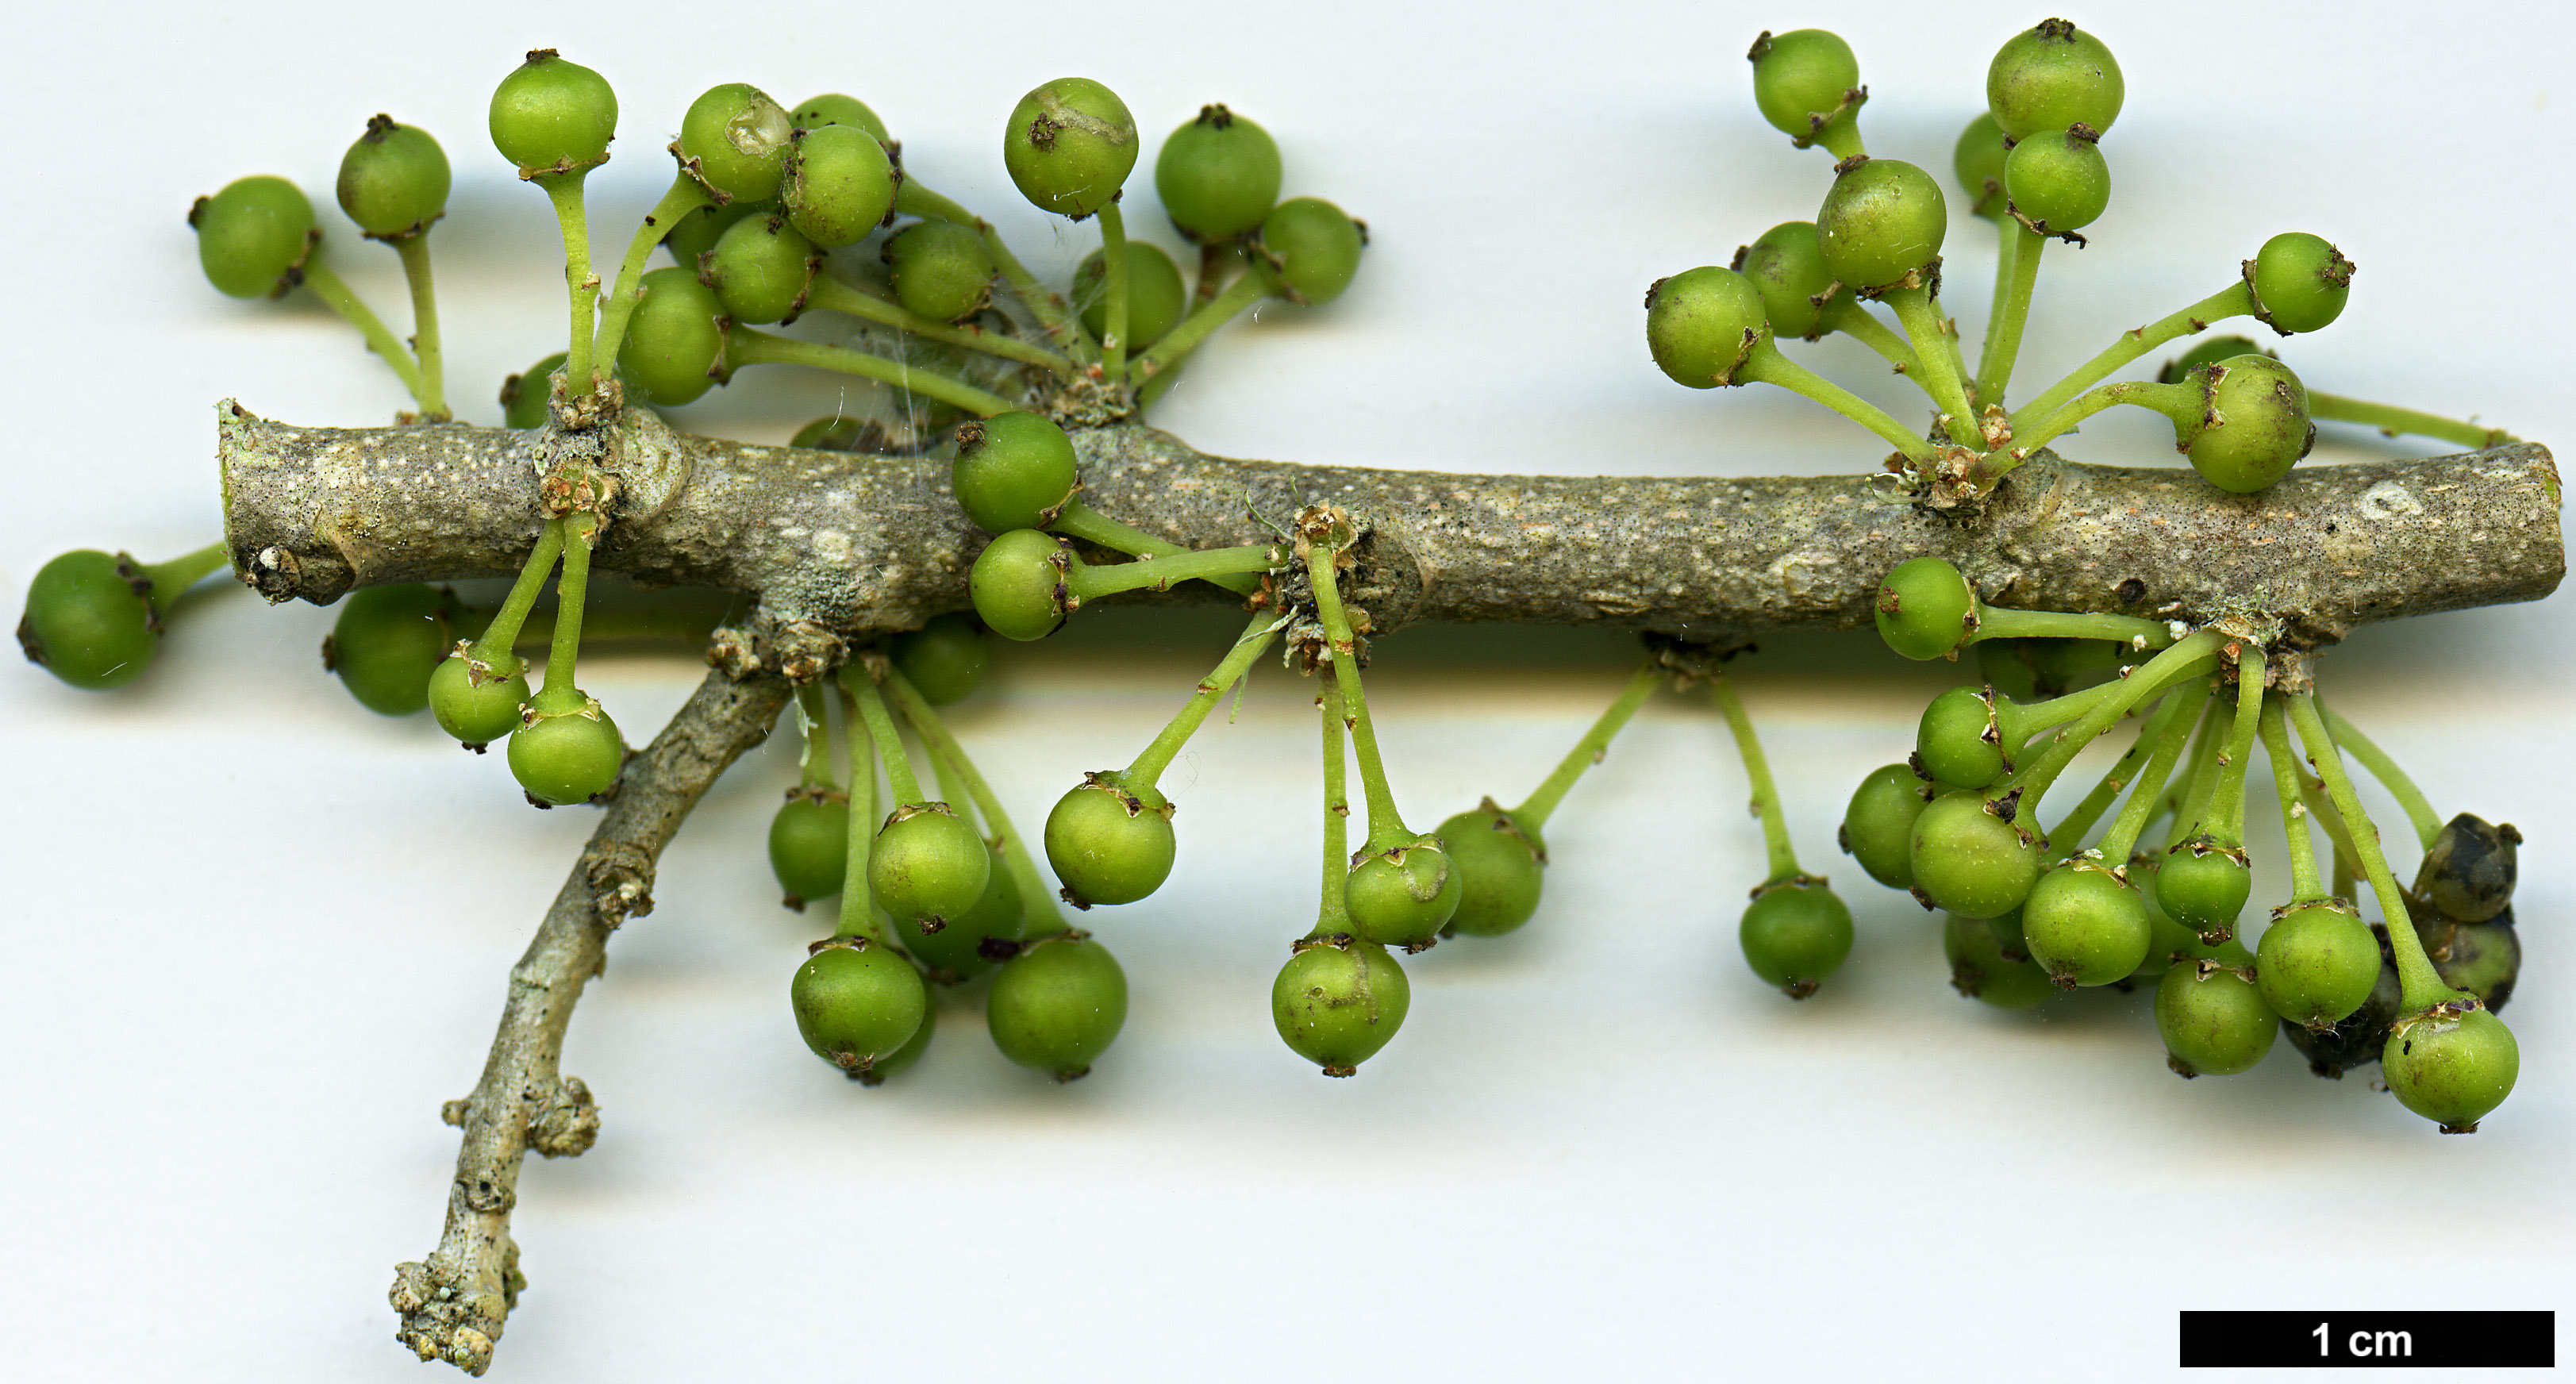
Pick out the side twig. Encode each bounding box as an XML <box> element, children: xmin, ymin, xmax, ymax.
<box><xmin>388</xmin><ymin>661</ymin><xmax>792</xmax><ymax>1374</ymax></box>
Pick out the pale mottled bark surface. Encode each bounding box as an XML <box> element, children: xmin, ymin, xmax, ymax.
<box><xmin>219</xmin><ymin>402</ymin><xmax>2564</xmax><ymax>652</ymax></box>
<box><xmin>387</xmin><ymin>667</ymin><xmax>790</xmax><ymax>1376</ymax></box>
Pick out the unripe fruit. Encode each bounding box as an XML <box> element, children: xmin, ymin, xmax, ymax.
<box><xmin>2255</xmin><ymin>902</ymin><xmax>2380</xmax><ymax>1030</ymax></box>
<box><xmin>1257</xmin><ymin>198</ymin><xmax>1365</xmax><ymax>306</ymax></box>
<box><xmin>1840</xmin><ymin>763</ymin><xmax>1930</xmax><ymax>890</ymax></box>
<box><xmin>488</xmin><ymin>50</ymin><xmax>617</xmax><ymax>180</ymax></box>
<box><xmin>17</xmin><ymin>550</ymin><xmax>162</xmax><ymax>690</ymax></box>
<box><xmin>1345</xmin><ymin>839</ymin><xmax>1463</xmax><ymax>949</ymax></box>
<box><xmin>782</xmin><ymin>124</ymin><xmax>896</xmax><ymax>249</ymax></box>
<box><xmin>679</xmin><ymin>83</ymin><xmax>795</xmax><ymax>204</ymax></box>
<box><xmin>1732</xmin><ymin>221</ymin><xmax>1839</xmax><ymax>340</ymax></box>
<box><xmin>987</xmin><ymin>934</ymin><xmax>1128</xmax><ymax>1080</ymax></box>
<box><xmin>1817</xmin><ymin>157</ymin><xmax>1945</xmax><ymax>294</ymax></box>
<box><xmin>1003</xmin><ymin>78</ymin><xmax>1139</xmax><ymax>220</ymax></box>
<box><xmin>190</xmin><ymin>176</ymin><xmax>316</xmax><ymax>299</ymax></box>
<box><xmin>428</xmin><ymin>652</ymin><xmax>530</xmax><ymax>748</ymax></box>
<box><xmin>2244</xmin><ymin>233</ymin><xmax>2354</xmax><ymax>336</ymax></box>
<box><xmin>2003</xmin><ymin>126</ymin><xmax>2109</xmax><ymax>235</ymax></box>
<box><xmin>1986</xmin><ymin>19</ymin><xmax>2124</xmax><ymax>141</ymax></box>
<box><xmin>1944</xmin><ymin>909</ymin><xmax>2054</xmax><ymax>1009</ymax></box>
<box><xmin>618</xmin><ymin>267</ymin><xmax>725</xmax><ymax>406</ymax></box>
<box><xmin>1739</xmin><ymin>878</ymin><xmax>1854</xmax><ymax>998</ymax></box>
<box><xmin>869</xmin><ymin>803</ymin><xmax>990</xmax><ymax>928</ymax></box>
<box><xmin>336</xmin><ymin>115</ymin><xmax>452</xmax><ymax>239</ymax></box>
<box><xmin>1746</xmin><ymin>29</ymin><xmax>1863</xmax><ymax>151</ymax></box>
<box><xmin>1951</xmin><ymin>112</ymin><xmax>2009</xmax><ymax>221</ymax></box>
<box><xmin>2384</xmin><ymin>1004</ymin><xmax>2518</xmax><ymax>1132</ymax></box>
<box><xmin>1155</xmin><ymin>104</ymin><xmax>1282</xmax><ymax>243</ymax></box>
<box><xmin>2021</xmin><ymin>862</ymin><xmax>2151</xmax><ymax>987</ymax></box>
<box><xmin>968</xmin><ymin>529</ymin><xmax>1070</xmax><ymax>642</ymax></box>
<box><xmin>1874</xmin><ymin>557</ymin><xmax>1975</xmax><ymax>661</ymax></box>
<box><xmin>1909</xmin><ymin>790</ymin><xmax>2044</xmax><ymax>920</ymax></box>
<box><xmin>2178</xmin><ymin>356</ymin><xmax>2314</xmax><ymax>494</ymax></box>
<box><xmin>1077</xmin><ymin>241</ymin><xmax>1188</xmax><ymax>351</ymax></box>
<box><xmin>2155</xmin><ymin>960</ymin><xmax>2276</xmax><ymax>1077</ymax></box>
<box><xmin>790</xmin><ymin>94</ymin><xmax>890</xmax><ymax>145</ymax></box>
<box><xmin>2156</xmin><ymin>837</ymin><xmax>2252</xmax><ymax>940</ymax></box>
<box><xmin>1044</xmin><ymin>771</ymin><xmax>1176</xmax><ymax>907</ymax></box>
<box><xmin>1645</xmin><ymin>266</ymin><xmax>1768</xmax><ymax>388</ymax></box>
<box><xmin>792</xmin><ymin>939</ymin><xmax>928</xmax><ymax>1077</ymax></box>
<box><xmin>326</xmin><ymin>583</ymin><xmax>467</xmax><ymax>716</ymax></box>
<box><xmin>509</xmin><ymin>701</ymin><xmax>625</xmax><ymax>805</ymax></box>
<box><xmin>700</xmin><ymin>213</ymin><xmax>817</xmax><ymax>326</ymax></box>
<box><xmin>952</xmin><ymin>411</ymin><xmax>1080</xmax><ymax>532</ymax></box>
<box><xmin>1435</xmin><ymin>802</ymin><xmax>1546</xmax><ymax>937</ymax></box>
<box><xmin>767</xmin><ymin>790</ymin><xmax>849</xmax><ymax>908</ymax></box>
<box><xmin>1274</xmin><ymin>936</ymin><xmax>1410</xmax><ymax>1075</ymax></box>
<box><xmin>884</xmin><ymin>221</ymin><xmax>995</xmax><ymax>323</ymax></box>
<box><xmin>887</xmin><ymin>613</ymin><xmax>989</xmax><ymax>705</ymax></box>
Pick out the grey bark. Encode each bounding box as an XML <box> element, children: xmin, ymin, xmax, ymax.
<box><xmin>218</xmin><ymin>402</ymin><xmax>2565</xmax><ymax>654</ymax></box>
<box><xmin>387</xmin><ymin>665</ymin><xmax>790</xmax><ymax>1376</ymax></box>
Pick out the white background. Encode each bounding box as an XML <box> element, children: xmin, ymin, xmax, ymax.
<box><xmin>2</xmin><ymin>2</ymin><xmax>2568</xmax><ymax>1380</ymax></box>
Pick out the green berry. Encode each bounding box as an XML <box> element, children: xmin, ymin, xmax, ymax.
<box><xmin>190</xmin><ymin>175</ymin><xmax>316</xmax><ymax>299</ymax></box>
<box><xmin>1155</xmin><ymin>104</ymin><xmax>1281</xmax><ymax>243</ymax></box>
<box><xmin>1985</xmin><ymin>19</ymin><xmax>2124</xmax><ymax>141</ymax></box>
<box><xmin>884</xmin><ymin>220</ymin><xmax>995</xmax><ymax>322</ymax></box>
<box><xmin>325</xmin><ymin>584</ymin><xmax>468</xmax><ymax>716</ymax></box>
<box><xmin>1952</xmin><ymin>113</ymin><xmax>2010</xmax><ymax>220</ymax></box>
<box><xmin>790</xmin><ymin>94</ymin><xmax>890</xmax><ymax>145</ymax></box>
<box><xmin>487</xmin><ymin>50</ymin><xmax>617</xmax><ymax>180</ymax></box>
<box><xmin>1256</xmin><ymin>197</ymin><xmax>1365</xmax><ymax>306</ymax></box>
<box><xmin>2282</xmin><ymin>924</ymin><xmax>2402</xmax><ymax>1077</ymax></box>
<box><xmin>895</xmin><ymin>843</ymin><xmax>1019</xmax><ymax>982</ymax></box>
<box><xmin>952</xmin><ymin>412</ymin><xmax>1079</xmax><ymax>532</ymax></box>
<box><xmin>661</xmin><ymin>200</ymin><xmax>771</xmax><ymax>274</ymax></box>
<box><xmin>618</xmin><ymin>267</ymin><xmax>725</xmax><ymax>406</ymax></box>
<box><xmin>509</xmin><ymin>699</ymin><xmax>625</xmax><ymax>805</ymax></box>
<box><xmin>791</xmin><ymin>938</ymin><xmax>928</xmax><ymax>1078</ymax></box>
<box><xmin>17</xmin><ymin>550</ymin><xmax>163</xmax><ymax>690</ymax></box>
<box><xmin>2244</xmin><ymin>232</ymin><xmax>2353</xmax><ymax>336</ymax></box>
<box><xmin>2128</xmin><ymin>862</ymin><xmax>2202</xmax><ymax>980</ymax></box>
<box><xmin>1345</xmin><ymin>838</ymin><xmax>1463</xmax><ymax>950</ymax></box>
<box><xmin>336</xmin><ymin>115</ymin><xmax>451</xmax><ymax>239</ymax></box>
<box><xmin>701</xmin><ymin>213</ymin><xmax>817</xmax><ymax>325</ymax></box>
<box><xmin>1944</xmin><ymin>909</ymin><xmax>2054</xmax><ymax>1009</ymax></box>
<box><xmin>1916</xmin><ymin>686</ymin><xmax>2010</xmax><ymax>790</ymax></box>
<box><xmin>1044</xmin><ymin>771</ymin><xmax>1176</xmax><ymax>907</ymax></box>
<box><xmin>1816</xmin><ymin>157</ymin><xmax>1945</xmax><ymax>294</ymax></box>
<box><xmin>864</xmin><ymin>989</ymin><xmax>936</xmax><ymax>1084</ymax></box>
<box><xmin>790</xmin><ymin>415</ymin><xmax>878</xmax><ymax>452</ymax></box>
<box><xmin>967</xmin><ymin>529</ymin><xmax>1070</xmax><ymax>642</ymax></box>
<box><xmin>1077</xmin><ymin>240</ymin><xmax>1188</xmax><ymax>352</ymax></box>
<box><xmin>2255</xmin><ymin>902</ymin><xmax>2380</xmax><ymax>1030</ymax></box>
<box><xmin>1002</xmin><ymin>78</ymin><xmax>1139</xmax><ymax>220</ymax></box>
<box><xmin>782</xmin><ymin>124</ymin><xmax>896</xmax><ymax>249</ymax></box>
<box><xmin>1840</xmin><ymin>763</ymin><xmax>1930</xmax><ymax>890</ymax></box>
<box><xmin>1644</xmin><ymin>266</ymin><xmax>1769</xmax><ymax>388</ymax></box>
<box><xmin>2180</xmin><ymin>356</ymin><xmax>2314</xmax><ymax>494</ymax></box>
<box><xmin>2413</xmin><ymin>813</ymin><xmax>2518</xmax><ymax>923</ymax></box>
<box><xmin>501</xmin><ymin>352</ymin><xmax>566</xmax><ymax>429</ymax></box>
<box><xmin>2020</xmin><ymin>860</ymin><xmax>2151</xmax><ymax>987</ymax></box>
<box><xmin>1874</xmin><ymin>557</ymin><xmax>1976</xmax><ymax>661</ymax></box>
<box><xmin>767</xmin><ymin>789</ymin><xmax>849</xmax><ymax>909</ymax></box>
<box><xmin>1435</xmin><ymin>802</ymin><xmax>1547</xmax><ymax>937</ymax></box>
<box><xmin>887</xmin><ymin>613</ymin><xmax>990</xmax><ymax>705</ymax></box>
<box><xmin>868</xmin><ymin>803</ymin><xmax>990</xmax><ymax>928</ymax></box>
<box><xmin>2003</xmin><ymin>126</ymin><xmax>2109</xmax><ymax>235</ymax></box>
<box><xmin>2156</xmin><ymin>836</ymin><xmax>2252</xmax><ymax>940</ymax></box>
<box><xmin>987</xmin><ymin>933</ymin><xmax>1128</xmax><ymax>1080</ymax></box>
<box><xmin>1273</xmin><ymin>935</ymin><xmax>1410</xmax><ymax>1075</ymax></box>
<box><xmin>2156</xmin><ymin>333</ymin><xmax>2266</xmax><ymax>385</ymax></box>
<box><xmin>1745</xmin><ymin>29</ymin><xmax>1863</xmax><ymax>151</ymax></box>
<box><xmin>679</xmin><ymin>83</ymin><xmax>795</xmax><ymax>204</ymax></box>
<box><xmin>2384</xmin><ymin>1004</ymin><xmax>2518</xmax><ymax>1132</ymax></box>
<box><xmin>428</xmin><ymin>652</ymin><xmax>529</xmax><ymax>748</ymax></box>
<box><xmin>1908</xmin><ymin>790</ymin><xmax>2044</xmax><ymax>920</ymax></box>
<box><xmin>1731</xmin><ymin>222</ymin><xmax>1840</xmax><ymax>340</ymax></box>
<box><xmin>2155</xmin><ymin>960</ymin><xmax>2276</xmax><ymax>1077</ymax></box>
<box><xmin>1740</xmin><ymin>878</ymin><xmax>1854</xmax><ymax>998</ymax></box>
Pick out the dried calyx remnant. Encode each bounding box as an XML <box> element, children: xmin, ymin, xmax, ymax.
<box><xmin>220</xmin><ymin>403</ymin><xmax>2563</xmax><ymax>655</ymax></box>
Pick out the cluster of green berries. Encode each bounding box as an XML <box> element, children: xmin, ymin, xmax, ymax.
<box><xmin>1643</xmin><ymin>18</ymin><xmax>2382</xmax><ymax>503</ymax></box>
<box><xmin>1840</xmin><ymin>555</ymin><xmax>2524</xmax><ymax>1131</ymax></box>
